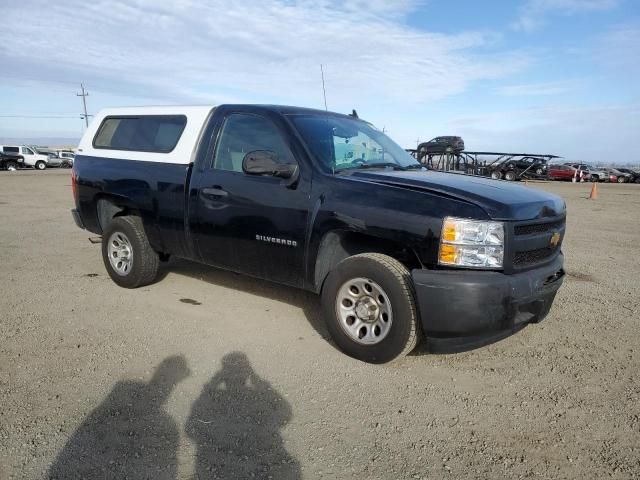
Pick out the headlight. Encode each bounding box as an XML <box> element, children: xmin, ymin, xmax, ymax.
<box><xmin>438</xmin><ymin>217</ymin><xmax>504</xmax><ymax>268</ymax></box>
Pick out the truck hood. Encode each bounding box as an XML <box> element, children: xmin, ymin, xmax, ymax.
<box><xmin>350</xmin><ymin>170</ymin><xmax>565</xmax><ymax>221</ymax></box>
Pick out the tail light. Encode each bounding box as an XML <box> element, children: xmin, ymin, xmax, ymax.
<box><xmin>71</xmin><ymin>167</ymin><xmax>78</xmax><ymax>203</ymax></box>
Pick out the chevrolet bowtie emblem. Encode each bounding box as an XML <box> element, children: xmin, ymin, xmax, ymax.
<box><xmin>550</xmin><ymin>232</ymin><xmax>561</xmax><ymax>247</ymax></box>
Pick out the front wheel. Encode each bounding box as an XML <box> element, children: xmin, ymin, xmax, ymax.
<box><xmin>504</xmin><ymin>170</ymin><xmax>517</xmax><ymax>181</ymax></box>
<box><xmin>490</xmin><ymin>171</ymin><xmax>502</xmax><ymax>180</ymax></box>
<box><xmin>617</xmin><ymin>176</ymin><xmax>625</xmax><ymax>183</ymax></box>
<box><xmin>35</xmin><ymin>161</ymin><xmax>46</xmax><ymax>170</ymax></box>
<box><xmin>5</xmin><ymin>161</ymin><xmax>17</xmax><ymax>171</ymax></box>
<box><xmin>101</xmin><ymin>216</ymin><xmax>159</xmax><ymax>288</ymax></box>
<box><xmin>321</xmin><ymin>253</ymin><xmax>420</xmax><ymax>363</ymax></box>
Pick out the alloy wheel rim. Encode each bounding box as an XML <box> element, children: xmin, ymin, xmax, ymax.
<box><xmin>335</xmin><ymin>277</ymin><xmax>392</xmax><ymax>345</ymax></box>
<box><xmin>107</xmin><ymin>231</ymin><xmax>133</xmax><ymax>276</ymax></box>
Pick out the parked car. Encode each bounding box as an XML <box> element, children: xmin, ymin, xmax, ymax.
<box><xmin>607</xmin><ymin>168</ymin><xmax>632</xmax><ymax>183</ymax></box>
<box><xmin>71</xmin><ymin>105</ymin><xmax>566</xmax><ymax>363</ymax></box>
<box><xmin>489</xmin><ymin>157</ymin><xmax>548</xmax><ymax>181</ymax></box>
<box><xmin>615</xmin><ymin>168</ymin><xmax>640</xmax><ymax>183</ymax></box>
<box><xmin>56</xmin><ymin>150</ymin><xmax>75</xmax><ymax>161</ymax></box>
<box><xmin>47</xmin><ymin>154</ymin><xmax>70</xmax><ymax>168</ymax></box>
<box><xmin>417</xmin><ymin>136</ymin><xmax>464</xmax><ymax>158</ymax></box>
<box><xmin>47</xmin><ymin>151</ymin><xmax>74</xmax><ymax>168</ymax></box>
<box><xmin>0</xmin><ymin>152</ymin><xmax>23</xmax><ymax>171</ymax></box>
<box><xmin>0</xmin><ymin>145</ymin><xmax>48</xmax><ymax>169</ymax></box>
<box><xmin>548</xmin><ymin>164</ymin><xmax>582</xmax><ymax>181</ymax></box>
<box><xmin>564</xmin><ymin>163</ymin><xmax>608</xmax><ymax>182</ymax></box>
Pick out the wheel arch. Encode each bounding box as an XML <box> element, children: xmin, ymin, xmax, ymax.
<box><xmin>94</xmin><ymin>194</ymin><xmax>143</xmax><ymax>233</ymax></box>
<box><xmin>312</xmin><ymin>229</ymin><xmax>422</xmax><ymax>293</ymax></box>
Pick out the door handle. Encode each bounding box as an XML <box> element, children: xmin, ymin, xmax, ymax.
<box><xmin>201</xmin><ymin>186</ymin><xmax>228</xmax><ymax>198</ymax></box>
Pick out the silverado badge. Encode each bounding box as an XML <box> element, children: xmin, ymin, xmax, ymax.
<box><xmin>550</xmin><ymin>232</ymin><xmax>561</xmax><ymax>248</ymax></box>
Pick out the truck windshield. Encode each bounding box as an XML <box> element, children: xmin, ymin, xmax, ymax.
<box><xmin>289</xmin><ymin>114</ymin><xmax>421</xmax><ymax>173</ymax></box>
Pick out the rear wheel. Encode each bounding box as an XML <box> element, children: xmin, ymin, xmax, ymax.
<box><xmin>490</xmin><ymin>171</ymin><xmax>503</xmax><ymax>180</ymax></box>
<box><xmin>617</xmin><ymin>176</ymin><xmax>625</xmax><ymax>183</ymax></box>
<box><xmin>101</xmin><ymin>216</ymin><xmax>159</xmax><ymax>288</ymax></box>
<box><xmin>5</xmin><ymin>161</ymin><xmax>17</xmax><ymax>171</ymax></box>
<box><xmin>35</xmin><ymin>161</ymin><xmax>46</xmax><ymax>170</ymax></box>
<box><xmin>321</xmin><ymin>253</ymin><xmax>420</xmax><ymax>363</ymax></box>
<box><xmin>504</xmin><ymin>170</ymin><xmax>517</xmax><ymax>181</ymax></box>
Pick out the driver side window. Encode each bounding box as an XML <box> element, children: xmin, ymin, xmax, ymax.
<box><xmin>213</xmin><ymin>114</ymin><xmax>293</xmax><ymax>172</ymax></box>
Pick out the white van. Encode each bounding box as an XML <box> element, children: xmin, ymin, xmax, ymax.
<box><xmin>0</xmin><ymin>145</ymin><xmax>49</xmax><ymax>169</ymax></box>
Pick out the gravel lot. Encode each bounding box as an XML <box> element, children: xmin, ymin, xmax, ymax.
<box><xmin>1</xmin><ymin>169</ymin><xmax>639</xmax><ymax>479</ymax></box>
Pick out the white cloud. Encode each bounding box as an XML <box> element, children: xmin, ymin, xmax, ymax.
<box><xmin>513</xmin><ymin>0</ymin><xmax>619</xmax><ymax>32</ymax></box>
<box><xmin>0</xmin><ymin>0</ymin><xmax>526</xmax><ymax>113</ymax></box>
<box><xmin>496</xmin><ymin>80</ymin><xmax>577</xmax><ymax>96</ymax></box>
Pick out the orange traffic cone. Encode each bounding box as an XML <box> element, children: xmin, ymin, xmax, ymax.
<box><xmin>589</xmin><ymin>182</ymin><xmax>598</xmax><ymax>200</ymax></box>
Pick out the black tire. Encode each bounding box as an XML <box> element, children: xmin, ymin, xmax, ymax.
<box><xmin>535</xmin><ymin>167</ymin><xmax>543</xmax><ymax>175</ymax></box>
<box><xmin>490</xmin><ymin>171</ymin><xmax>502</xmax><ymax>180</ymax></box>
<box><xmin>101</xmin><ymin>216</ymin><xmax>159</xmax><ymax>288</ymax></box>
<box><xmin>321</xmin><ymin>253</ymin><xmax>420</xmax><ymax>363</ymax></box>
<box><xmin>5</xmin><ymin>161</ymin><xmax>17</xmax><ymax>171</ymax></box>
<box><xmin>504</xmin><ymin>170</ymin><xmax>517</xmax><ymax>181</ymax></box>
<box><xmin>35</xmin><ymin>161</ymin><xmax>46</xmax><ymax>170</ymax></box>
<box><xmin>617</xmin><ymin>176</ymin><xmax>625</xmax><ymax>183</ymax></box>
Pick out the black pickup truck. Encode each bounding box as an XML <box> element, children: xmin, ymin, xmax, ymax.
<box><xmin>0</xmin><ymin>152</ymin><xmax>23</xmax><ymax>171</ymax></box>
<box><xmin>71</xmin><ymin>105</ymin><xmax>566</xmax><ymax>363</ymax></box>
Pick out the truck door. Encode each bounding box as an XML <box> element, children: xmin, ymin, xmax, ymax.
<box><xmin>190</xmin><ymin>111</ymin><xmax>310</xmax><ymax>287</ymax></box>
<box><xmin>21</xmin><ymin>147</ymin><xmax>34</xmax><ymax>163</ymax></box>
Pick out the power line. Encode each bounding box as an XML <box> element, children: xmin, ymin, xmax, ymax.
<box><xmin>0</xmin><ymin>115</ymin><xmax>86</xmax><ymax>119</ymax></box>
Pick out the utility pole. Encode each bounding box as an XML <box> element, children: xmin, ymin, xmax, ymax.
<box><xmin>77</xmin><ymin>83</ymin><xmax>89</xmax><ymax>127</ymax></box>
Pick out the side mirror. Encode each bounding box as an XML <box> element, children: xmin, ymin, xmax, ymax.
<box><xmin>242</xmin><ymin>150</ymin><xmax>296</xmax><ymax>179</ymax></box>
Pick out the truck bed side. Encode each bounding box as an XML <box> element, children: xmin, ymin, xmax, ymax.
<box><xmin>74</xmin><ymin>155</ymin><xmax>193</xmax><ymax>258</ymax></box>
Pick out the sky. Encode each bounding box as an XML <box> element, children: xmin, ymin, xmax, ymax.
<box><xmin>0</xmin><ymin>0</ymin><xmax>638</xmax><ymax>162</ymax></box>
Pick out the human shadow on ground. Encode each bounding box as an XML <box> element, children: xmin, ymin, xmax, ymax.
<box><xmin>185</xmin><ymin>352</ymin><xmax>301</xmax><ymax>479</ymax></box>
<box><xmin>161</xmin><ymin>258</ymin><xmax>330</xmax><ymax>342</ymax></box>
<box><xmin>47</xmin><ymin>356</ymin><xmax>190</xmax><ymax>480</ymax></box>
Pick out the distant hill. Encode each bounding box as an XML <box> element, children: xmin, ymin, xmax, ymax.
<box><xmin>0</xmin><ymin>137</ymin><xmax>80</xmax><ymax>148</ymax></box>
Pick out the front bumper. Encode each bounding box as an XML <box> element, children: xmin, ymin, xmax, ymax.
<box><xmin>412</xmin><ymin>254</ymin><xmax>564</xmax><ymax>353</ymax></box>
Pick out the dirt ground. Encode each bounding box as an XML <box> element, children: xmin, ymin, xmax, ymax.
<box><xmin>0</xmin><ymin>169</ymin><xmax>639</xmax><ymax>479</ymax></box>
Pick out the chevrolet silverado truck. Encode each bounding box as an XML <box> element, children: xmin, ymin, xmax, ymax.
<box><xmin>70</xmin><ymin>105</ymin><xmax>566</xmax><ymax>363</ymax></box>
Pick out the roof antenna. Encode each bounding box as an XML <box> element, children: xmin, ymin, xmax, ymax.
<box><xmin>320</xmin><ymin>64</ymin><xmax>328</xmax><ymax>112</ymax></box>
<box><xmin>320</xmin><ymin>64</ymin><xmax>335</xmax><ymax>174</ymax></box>
<box><xmin>350</xmin><ymin>109</ymin><xmax>359</xmax><ymax>119</ymax></box>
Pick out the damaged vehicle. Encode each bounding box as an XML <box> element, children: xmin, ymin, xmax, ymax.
<box><xmin>70</xmin><ymin>105</ymin><xmax>566</xmax><ymax>363</ymax></box>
